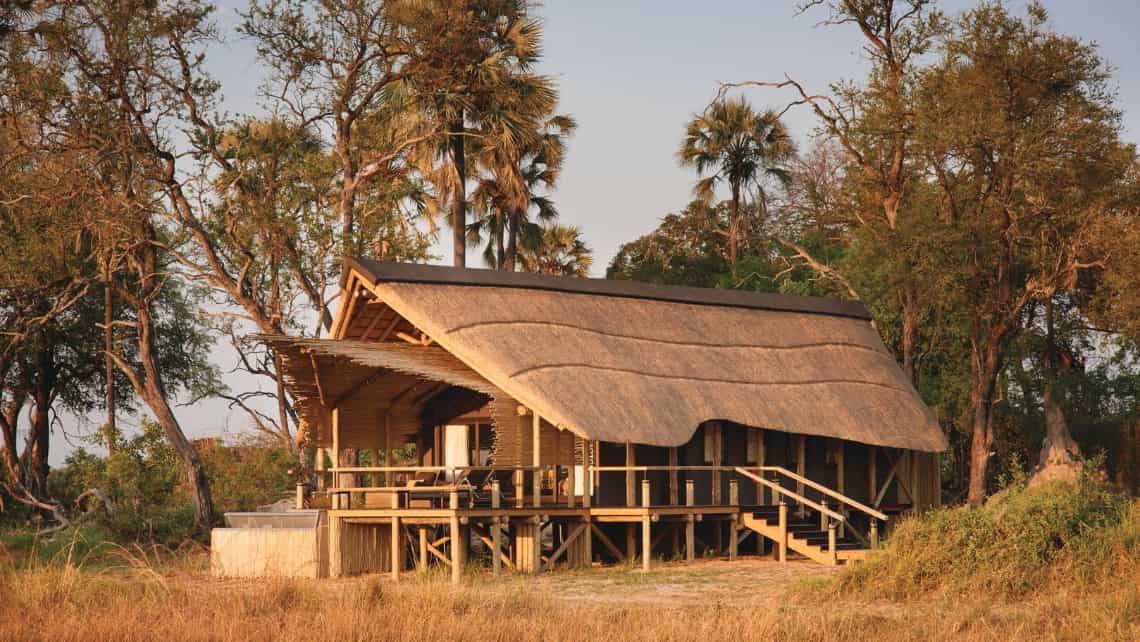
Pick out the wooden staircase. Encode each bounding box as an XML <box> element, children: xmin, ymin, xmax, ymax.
<box><xmin>741</xmin><ymin>506</ymin><xmax>871</xmax><ymax>566</ymax></box>
<box><xmin>734</xmin><ymin>466</ymin><xmax>886</xmax><ymax>566</ymax></box>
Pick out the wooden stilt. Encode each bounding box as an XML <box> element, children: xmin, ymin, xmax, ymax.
<box><xmin>685</xmin><ymin>479</ymin><xmax>695</xmax><ymax>564</ymax></box>
<box><xmin>796</xmin><ymin>435</ymin><xmax>806</xmax><ymax>518</ymax></box>
<box><xmin>777</xmin><ymin>501</ymin><xmax>788</xmax><ymax>563</ymax></box>
<box><xmin>532</xmin><ymin>411</ymin><xmax>541</xmax><ymax>507</ymax></box>
<box><xmin>328</xmin><ymin>514</ymin><xmax>342</xmax><ymax>577</ymax></box>
<box><xmin>492</xmin><ymin>481</ymin><xmax>502</xmax><ymax>576</ymax></box>
<box><xmin>641</xmin><ymin>480</ymin><xmax>651</xmax><ymax>571</ymax></box>
<box><xmin>390</xmin><ymin>516</ymin><xmax>400</xmax><ymax>581</ymax></box>
<box><xmin>418</xmin><ymin>527</ymin><xmax>428</xmax><ymax>571</ymax></box>
<box><xmin>828</xmin><ymin>522</ymin><xmax>838</xmax><ymax>566</ymax></box>
<box><xmin>583</xmin><ymin>517</ymin><xmax>592</xmax><ymax>567</ymax></box>
<box><xmin>449</xmin><ymin>491</ymin><xmax>462</xmax><ymax>584</ymax></box>
<box><xmin>626</xmin><ymin>524</ymin><xmax>636</xmax><ymax>563</ymax></box>
<box><xmin>729</xmin><ymin>479</ymin><xmax>739</xmax><ymax>561</ymax></box>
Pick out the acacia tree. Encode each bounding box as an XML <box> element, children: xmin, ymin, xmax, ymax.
<box><xmin>726</xmin><ymin>0</ymin><xmax>943</xmax><ymax>382</ymax></box>
<box><xmin>915</xmin><ymin>2</ymin><xmax>1137</xmax><ymax>501</ymax></box>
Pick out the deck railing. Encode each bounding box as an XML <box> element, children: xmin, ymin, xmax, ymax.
<box><xmin>309</xmin><ymin>463</ymin><xmax>884</xmax><ymax>547</ymax></box>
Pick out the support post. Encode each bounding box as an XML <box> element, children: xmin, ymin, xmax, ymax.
<box><xmin>777</xmin><ymin>501</ymin><xmax>788</xmax><ymax>563</ymax></box>
<box><xmin>418</xmin><ymin>527</ymin><xmax>428</xmax><ymax>571</ymax></box>
<box><xmin>820</xmin><ymin>499</ymin><xmax>828</xmax><ymax>531</ymax></box>
<box><xmin>869</xmin><ymin>445</ymin><xmax>877</xmax><ymax>502</ymax></box>
<box><xmin>583</xmin><ymin>517</ymin><xmax>592</xmax><ymax>567</ymax></box>
<box><xmin>626</xmin><ymin>525</ymin><xmax>636</xmax><ymax>563</ymax></box>
<box><xmin>328</xmin><ymin>513</ymin><xmax>342</xmax><ymax>578</ymax></box>
<box><xmin>567</xmin><ymin>463</ymin><xmax>575</xmax><ymax>508</ymax></box>
<box><xmin>295</xmin><ymin>482</ymin><xmax>305</xmax><ymax>510</ymax></box>
<box><xmin>625</xmin><ymin>442</ymin><xmax>635</xmax><ymax>507</ymax></box>
<box><xmin>796</xmin><ymin>434</ymin><xmax>806</xmax><ymax>518</ymax></box>
<box><xmin>728</xmin><ymin>479</ymin><xmax>739</xmax><ymax>561</ymax></box>
<box><xmin>391</xmin><ymin>516</ymin><xmax>401</xmax><ymax>581</ymax></box>
<box><xmin>685</xmin><ymin>479</ymin><xmax>695</xmax><ymax>563</ymax></box>
<box><xmin>828</xmin><ymin>522</ymin><xmax>838</xmax><ymax>566</ymax></box>
<box><xmin>492</xmin><ymin>481</ymin><xmax>502</xmax><ymax>577</ymax></box>
<box><xmin>331</xmin><ymin>408</ymin><xmax>341</xmax><ymax>509</ymax></box>
<box><xmin>384</xmin><ymin>413</ymin><xmax>392</xmax><ymax>486</ymax></box>
<box><xmin>836</xmin><ymin>440</ymin><xmax>846</xmax><ymax>539</ymax></box>
<box><xmin>449</xmin><ymin>491</ymin><xmax>462</xmax><ymax>584</ymax></box>
<box><xmin>514</xmin><ymin>469</ymin><xmax>524</xmax><ymax>509</ymax></box>
<box><xmin>870</xmin><ymin>518</ymin><xmax>879</xmax><ymax>550</ymax></box>
<box><xmin>642</xmin><ymin>478</ymin><xmax>652</xmax><ymax>570</ymax></box>
<box><xmin>668</xmin><ymin>447</ymin><xmax>679</xmax><ymax>506</ymax></box>
<box><xmin>532</xmin><ymin>411</ymin><xmax>542</xmax><ymax>508</ymax></box>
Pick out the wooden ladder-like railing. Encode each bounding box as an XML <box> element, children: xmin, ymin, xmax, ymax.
<box><xmin>734</xmin><ymin>466</ymin><xmax>887</xmax><ymax>566</ymax></box>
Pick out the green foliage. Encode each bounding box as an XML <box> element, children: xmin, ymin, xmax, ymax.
<box><xmin>837</xmin><ymin>474</ymin><xmax>1137</xmax><ymax>599</ymax></box>
<box><xmin>46</xmin><ymin>422</ymin><xmax>292</xmax><ymax>545</ymax></box>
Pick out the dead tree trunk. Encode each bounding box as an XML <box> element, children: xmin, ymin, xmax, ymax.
<box><xmin>1029</xmin><ymin>297</ymin><xmax>1082</xmax><ymax>487</ymax></box>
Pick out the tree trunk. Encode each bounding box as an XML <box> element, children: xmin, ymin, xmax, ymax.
<box><xmin>728</xmin><ymin>183</ymin><xmax>741</xmax><ymax>266</ymax></box>
<box><xmin>451</xmin><ymin>114</ymin><xmax>466</xmax><ymax>268</ymax></box>
<box><xmin>900</xmin><ymin>286</ymin><xmax>920</xmax><ymax>385</ymax></box>
<box><xmin>134</xmin><ymin>300</ymin><xmax>215</xmax><ymax>532</ymax></box>
<box><xmin>496</xmin><ymin>218</ymin><xmax>506</xmax><ymax>270</ymax></box>
<box><xmin>505</xmin><ymin>211</ymin><xmax>520</xmax><ymax>272</ymax></box>
<box><xmin>28</xmin><ymin>339</ymin><xmax>54</xmax><ymax>497</ymax></box>
<box><xmin>1029</xmin><ymin>297</ymin><xmax>1081</xmax><ymax>487</ymax></box>
<box><xmin>104</xmin><ymin>273</ymin><xmax>116</xmax><ymax>454</ymax></box>
<box><xmin>966</xmin><ymin>337</ymin><xmax>1003</xmax><ymax>504</ymax></box>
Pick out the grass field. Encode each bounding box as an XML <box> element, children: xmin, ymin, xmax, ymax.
<box><xmin>0</xmin><ymin>548</ymin><xmax>1135</xmax><ymax>642</ymax></box>
<box><xmin>2</xmin><ymin>481</ymin><xmax>1137</xmax><ymax>641</ymax></box>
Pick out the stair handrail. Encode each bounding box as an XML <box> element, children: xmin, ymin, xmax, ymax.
<box><xmin>758</xmin><ymin>466</ymin><xmax>888</xmax><ymax>523</ymax></box>
<box><xmin>734</xmin><ymin>467</ymin><xmax>845</xmax><ymax>523</ymax></box>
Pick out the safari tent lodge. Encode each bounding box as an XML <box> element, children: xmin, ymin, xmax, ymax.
<box><xmin>211</xmin><ymin>259</ymin><xmax>947</xmax><ymax>580</ymax></box>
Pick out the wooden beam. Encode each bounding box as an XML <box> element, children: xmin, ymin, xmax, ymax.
<box><xmin>542</xmin><ymin>523</ymin><xmax>587</xmax><ymax>571</ymax></box>
<box><xmin>471</xmin><ymin>523</ymin><xmax>514</xmax><ymax>571</ymax></box>
<box><xmin>532</xmin><ymin>411</ymin><xmax>541</xmax><ymax>508</ymax></box>
<box><xmin>590</xmin><ymin>523</ymin><xmax>625</xmax><ymax>562</ymax></box>
<box><xmin>328</xmin><ymin>368</ymin><xmax>386</xmax><ymax>410</ymax></box>
<box><xmin>357</xmin><ymin>306</ymin><xmax>386</xmax><ymax>342</ymax></box>
<box><xmin>309</xmin><ymin>353</ymin><xmax>327</xmax><ymax>408</ymax></box>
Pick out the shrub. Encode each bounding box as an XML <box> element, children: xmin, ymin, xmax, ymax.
<box><xmin>837</xmin><ymin>474</ymin><xmax>1138</xmax><ymax>599</ymax></box>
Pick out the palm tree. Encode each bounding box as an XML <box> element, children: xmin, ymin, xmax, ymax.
<box><xmin>518</xmin><ymin>224</ymin><xmax>592</xmax><ymax>277</ymax></box>
<box><xmin>469</xmin><ymin>112</ymin><xmax>576</xmax><ymax>270</ymax></box>
<box><xmin>678</xmin><ymin>97</ymin><xmax>795</xmax><ymax>265</ymax></box>
<box><xmin>409</xmin><ymin>0</ymin><xmax>552</xmax><ymax>268</ymax></box>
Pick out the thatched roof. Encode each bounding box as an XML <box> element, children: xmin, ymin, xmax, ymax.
<box><xmin>274</xmin><ymin>260</ymin><xmax>947</xmax><ymax>453</ymax></box>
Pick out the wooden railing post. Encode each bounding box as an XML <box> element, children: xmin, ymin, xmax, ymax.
<box><xmin>449</xmin><ymin>490</ymin><xmax>462</xmax><ymax>584</ymax></box>
<box><xmin>870</xmin><ymin>518</ymin><xmax>879</xmax><ymax>550</ymax></box>
<box><xmin>492</xmin><ymin>480</ymin><xmax>502</xmax><ymax>577</ymax></box>
<box><xmin>728</xmin><ymin>478</ymin><xmax>739</xmax><ymax>561</ymax></box>
<box><xmin>567</xmin><ymin>464</ymin><xmax>576</xmax><ymax>508</ymax></box>
<box><xmin>777</xmin><ymin>500</ymin><xmax>788</xmax><ymax>563</ymax></box>
<box><xmin>583</xmin><ymin>466</ymin><xmax>592</xmax><ymax>508</ymax></box>
<box><xmin>641</xmin><ymin>479</ymin><xmax>651</xmax><ymax>571</ymax></box>
<box><xmin>514</xmin><ymin>469</ymin><xmax>524</xmax><ymax>509</ymax></box>
<box><xmin>533</xmin><ymin>466</ymin><xmax>542</xmax><ymax>508</ymax></box>
<box><xmin>685</xmin><ymin>479</ymin><xmax>695</xmax><ymax>564</ymax></box>
<box><xmin>819</xmin><ymin>499</ymin><xmax>828</xmax><ymax>531</ymax></box>
<box><xmin>391</xmin><ymin>491</ymin><xmax>401</xmax><ymax>581</ymax></box>
<box><xmin>828</xmin><ymin>521</ymin><xmax>838</xmax><ymax>566</ymax></box>
<box><xmin>295</xmin><ymin>482</ymin><xmax>305</xmax><ymax>510</ymax></box>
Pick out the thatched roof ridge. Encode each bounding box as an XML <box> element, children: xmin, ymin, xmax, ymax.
<box><xmin>338</xmin><ymin>261</ymin><xmax>947</xmax><ymax>453</ymax></box>
<box><xmin>345</xmin><ymin>257</ymin><xmax>872</xmax><ymax>321</ymax></box>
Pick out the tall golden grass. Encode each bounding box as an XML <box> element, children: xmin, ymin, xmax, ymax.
<box><xmin>2</xmin><ymin>482</ymin><xmax>1136</xmax><ymax>642</ymax></box>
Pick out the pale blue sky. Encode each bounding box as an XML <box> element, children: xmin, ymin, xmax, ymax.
<box><xmin>49</xmin><ymin>0</ymin><xmax>1140</xmax><ymax>462</ymax></box>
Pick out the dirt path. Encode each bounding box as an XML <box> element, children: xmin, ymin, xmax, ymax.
<box><xmin>528</xmin><ymin>558</ymin><xmax>838</xmax><ymax>607</ymax></box>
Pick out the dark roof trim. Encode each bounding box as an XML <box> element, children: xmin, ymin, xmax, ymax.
<box><xmin>344</xmin><ymin>258</ymin><xmax>872</xmax><ymax>321</ymax></box>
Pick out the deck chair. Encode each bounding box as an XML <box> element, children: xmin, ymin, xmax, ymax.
<box><xmin>465</xmin><ymin>469</ymin><xmax>496</xmax><ymax>507</ymax></box>
<box><xmin>405</xmin><ymin>470</ymin><xmax>441</xmax><ymax>508</ymax></box>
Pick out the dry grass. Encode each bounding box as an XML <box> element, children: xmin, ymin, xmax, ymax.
<box><xmin>0</xmin><ymin>545</ymin><xmax>1136</xmax><ymax>642</ymax></box>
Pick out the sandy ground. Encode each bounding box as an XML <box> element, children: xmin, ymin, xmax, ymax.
<box><xmin>529</xmin><ymin>558</ymin><xmax>838</xmax><ymax>606</ymax></box>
